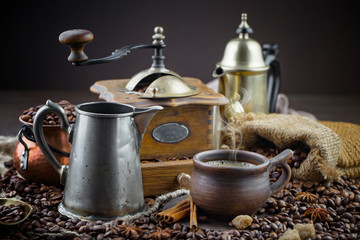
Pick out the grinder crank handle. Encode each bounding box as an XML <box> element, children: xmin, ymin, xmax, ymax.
<box><xmin>33</xmin><ymin>100</ymin><xmax>73</xmax><ymax>185</ymax></box>
<box><xmin>59</xmin><ymin>27</ymin><xmax>165</xmax><ymax>66</ymax></box>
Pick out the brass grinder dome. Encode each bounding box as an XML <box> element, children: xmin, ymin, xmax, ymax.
<box><xmin>141</xmin><ymin>75</ymin><xmax>200</xmax><ymax>98</ymax></box>
<box><xmin>123</xmin><ymin>26</ymin><xmax>200</xmax><ymax>99</ymax></box>
<box><xmin>216</xmin><ymin>13</ymin><xmax>269</xmax><ymax>73</ymax></box>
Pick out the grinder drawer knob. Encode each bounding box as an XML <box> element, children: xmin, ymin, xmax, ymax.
<box><xmin>59</xmin><ymin>29</ymin><xmax>94</xmax><ymax>62</ymax></box>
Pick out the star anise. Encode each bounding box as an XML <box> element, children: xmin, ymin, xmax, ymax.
<box><xmin>295</xmin><ymin>192</ymin><xmax>318</xmax><ymax>202</ymax></box>
<box><xmin>118</xmin><ymin>224</ymin><xmax>143</xmax><ymax>239</ymax></box>
<box><xmin>147</xmin><ymin>227</ymin><xmax>172</xmax><ymax>240</ymax></box>
<box><xmin>303</xmin><ymin>207</ymin><xmax>328</xmax><ymax>222</ymax></box>
<box><xmin>186</xmin><ymin>228</ymin><xmax>206</xmax><ymax>239</ymax></box>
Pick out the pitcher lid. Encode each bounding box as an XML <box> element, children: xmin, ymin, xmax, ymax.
<box><xmin>216</xmin><ymin>13</ymin><xmax>269</xmax><ymax>72</ymax></box>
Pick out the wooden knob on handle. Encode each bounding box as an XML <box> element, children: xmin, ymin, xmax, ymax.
<box><xmin>177</xmin><ymin>173</ymin><xmax>191</xmax><ymax>189</ymax></box>
<box><xmin>59</xmin><ymin>29</ymin><xmax>94</xmax><ymax>62</ymax></box>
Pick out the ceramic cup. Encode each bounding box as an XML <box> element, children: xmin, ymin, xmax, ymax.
<box><xmin>189</xmin><ymin>149</ymin><xmax>293</xmax><ymax>220</ymax></box>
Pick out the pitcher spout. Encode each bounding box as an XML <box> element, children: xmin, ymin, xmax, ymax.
<box><xmin>134</xmin><ymin>106</ymin><xmax>163</xmax><ymax>137</ymax></box>
<box><xmin>212</xmin><ymin>66</ymin><xmax>225</xmax><ymax>78</ymax></box>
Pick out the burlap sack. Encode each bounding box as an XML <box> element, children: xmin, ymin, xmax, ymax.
<box><xmin>220</xmin><ymin>113</ymin><xmax>346</xmax><ymax>181</ymax></box>
<box><xmin>0</xmin><ymin>135</ymin><xmax>18</xmax><ymax>175</ymax></box>
<box><xmin>320</xmin><ymin>121</ymin><xmax>360</xmax><ymax>179</ymax></box>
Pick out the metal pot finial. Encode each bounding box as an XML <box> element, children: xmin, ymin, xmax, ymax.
<box><xmin>152</xmin><ymin>26</ymin><xmax>165</xmax><ymax>45</ymax></box>
<box><xmin>236</xmin><ymin>13</ymin><xmax>253</xmax><ymax>35</ymax></box>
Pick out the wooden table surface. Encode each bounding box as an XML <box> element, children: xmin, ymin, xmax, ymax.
<box><xmin>0</xmin><ymin>90</ymin><xmax>359</xmax><ymax>136</ymax></box>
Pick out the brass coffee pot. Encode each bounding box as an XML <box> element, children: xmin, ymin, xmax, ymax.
<box><xmin>213</xmin><ymin>13</ymin><xmax>281</xmax><ymax>119</ymax></box>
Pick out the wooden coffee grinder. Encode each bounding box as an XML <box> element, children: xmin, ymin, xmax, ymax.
<box><xmin>59</xmin><ymin>26</ymin><xmax>228</xmax><ymax>196</ymax></box>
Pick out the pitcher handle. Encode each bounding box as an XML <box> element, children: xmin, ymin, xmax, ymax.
<box><xmin>268</xmin><ymin>149</ymin><xmax>293</xmax><ymax>195</ymax></box>
<box><xmin>263</xmin><ymin>43</ymin><xmax>281</xmax><ymax>113</ymax></box>
<box><xmin>33</xmin><ymin>100</ymin><xmax>72</xmax><ymax>185</ymax></box>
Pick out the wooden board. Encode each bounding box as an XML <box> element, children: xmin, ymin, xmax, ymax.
<box><xmin>90</xmin><ymin>77</ymin><xmax>229</xmax><ymax>108</ymax></box>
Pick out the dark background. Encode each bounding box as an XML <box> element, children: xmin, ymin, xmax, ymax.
<box><xmin>2</xmin><ymin>1</ymin><xmax>360</xmax><ymax>94</ymax></box>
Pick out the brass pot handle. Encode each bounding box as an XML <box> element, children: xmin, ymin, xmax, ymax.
<box><xmin>268</xmin><ymin>149</ymin><xmax>293</xmax><ymax>195</ymax></box>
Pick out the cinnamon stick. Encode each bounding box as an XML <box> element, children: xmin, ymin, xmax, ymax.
<box><xmin>164</xmin><ymin>206</ymin><xmax>190</xmax><ymax>223</ymax></box>
<box><xmin>190</xmin><ymin>197</ymin><xmax>198</xmax><ymax>230</ymax></box>
<box><xmin>156</xmin><ymin>196</ymin><xmax>191</xmax><ymax>221</ymax></box>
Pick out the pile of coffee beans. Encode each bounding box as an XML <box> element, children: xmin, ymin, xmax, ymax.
<box><xmin>141</xmin><ymin>156</ymin><xmax>191</xmax><ymax>164</ymax></box>
<box><xmin>249</xmin><ymin>140</ymin><xmax>309</xmax><ymax>169</ymax></box>
<box><xmin>20</xmin><ymin>100</ymin><xmax>76</xmax><ymax>125</ymax></box>
<box><xmin>1</xmin><ymin>147</ymin><xmax>359</xmax><ymax>240</ymax></box>
<box><xmin>0</xmin><ymin>203</ymin><xmax>26</xmax><ymax>224</ymax></box>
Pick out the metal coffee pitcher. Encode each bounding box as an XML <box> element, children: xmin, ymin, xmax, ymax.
<box><xmin>213</xmin><ymin>13</ymin><xmax>281</xmax><ymax>119</ymax></box>
<box><xmin>32</xmin><ymin>100</ymin><xmax>162</xmax><ymax>220</ymax></box>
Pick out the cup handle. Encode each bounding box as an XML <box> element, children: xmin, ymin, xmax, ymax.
<box><xmin>268</xmin><ymin>149</ymin><xmax>293</xmax><ymax>195</ymax></box>
<box><xmin>33</xmin><ymin>100</ymin><xmax>72</xmax><ymax>185</ymax></box>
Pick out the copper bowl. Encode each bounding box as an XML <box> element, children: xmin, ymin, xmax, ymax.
<box><xmin>13</xmin><ymin>118</ymin><xmax>71</xmax><ymax>186</ymax></box>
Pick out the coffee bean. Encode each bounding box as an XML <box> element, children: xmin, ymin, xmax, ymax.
<box><xmin>250</xmin><ymin>223</ymin><xmax>260</xmax><ymax>229</ymax></box>
<box><xmin>342</xmin><ymin>197</ymin><xmax>350</xmax><ymax>206</ymax></box>
<box><xmin>348</xmin><ymin>191</ymin><xmax>355</xmax><ymax>201</ymax></box>
<box><xmin>327</xmin><ymin>198</ymin><xmax>336</xmax><ymax>208</ymax></box>
<box><xmin>96</xmin><ymin>234</ymin><xmax>105</xmax><ymax>240</ymax></box>
<box><xmin>6</xmin><ymin>190</ymin><xmax>17</xmax><ymax>198</ymax></box>
<box><xmin>269</xmin><ymin>222</ymin><xmax>278</xmax><ymax>231</ymax></box>
<box><xmin>65</xmin><ymin>221</ymin><xmax>74</xmax><ymax>229</ymax></box>
<box><xmin>335</xmin><ymin>196</ymin><xmax>342</xmax><ymax>207</ymax></box>
<box><xmin>342</xmin><ymin>212</ymin><xmax>353</xmax><ymax>220</ymax></box>
<box><xmin>261</xmin><ymin>224</ymin><xmax>271</xmax><ymax>232</ymax></box>
<box><xmin>322</xmin><ymin>236</ymin><xmax>333</xmax><ymax>240</ymax></box>
<box><xmin>338</xmin><ymin>234</ymin><xmax>347</xmax><ymax>240</ymax></box>
<box><xmin>271</xmin><ymin>171</ymin><xmax>280</xmax><ymax>178</ymax></box>
<box><xmin>278</xmin><ymin>200</ymin><xmax>287</xmax><ymax>208</ymax></box>
<box><xmin>316</xmin><ymin>186</ymin><xmax>325</xmax><ymax>193</ymax></box>
<box><xmin>21</xmin><ymin>114</ymin><xmax>32</xmax><ymax>122</ymax></box>
<box><xmin>269</xmin><ymin>231</ymin><xmax>278</xmax><ymax>239</ymax></box>
<box><xmin>46</xmin><ymin>221</ymin><xmax>55</xmax><ymax>228</ymax></box>
<box><xmin>58</xmin><ymin>221</ymin><xmax>66</xmax><ymax>228</ymax></box>
<box><xmin>23</xmin><ymin>187</ymin><xmax>33</xmax><ymax>194</ymax></box>
<box><xmin>70</xmin><ymin>217</ymin><xmax>80</xmax><ymax>224</ymax></box>
<box><xmin>303</xmin><ymin>181</ymin><xmax>314</xmax><ymax>189</ymax></box>
<box><xmin>173</xmin><ymin>223</ymin><xmax>182</xmax><ymax>230</ymax></box>
<box><xmin>3</xmin><ymin>160</ymin><xmax>14</xmax><ymax>169</ymax></box>
<box><xmin>40</xmin><ymin>186</ymin><xmax>49</xmax><ymax>192</ymax></box>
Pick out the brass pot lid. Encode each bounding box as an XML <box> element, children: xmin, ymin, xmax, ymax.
<box><xmin>216</xmin><ymin>13</ymin><xmax>268</xmax><ymax>72</ymax></box>
<box><xmin>141</xmin><ymin>75</ymin><xmax>200</xmax><ymax>98</ymax></box>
